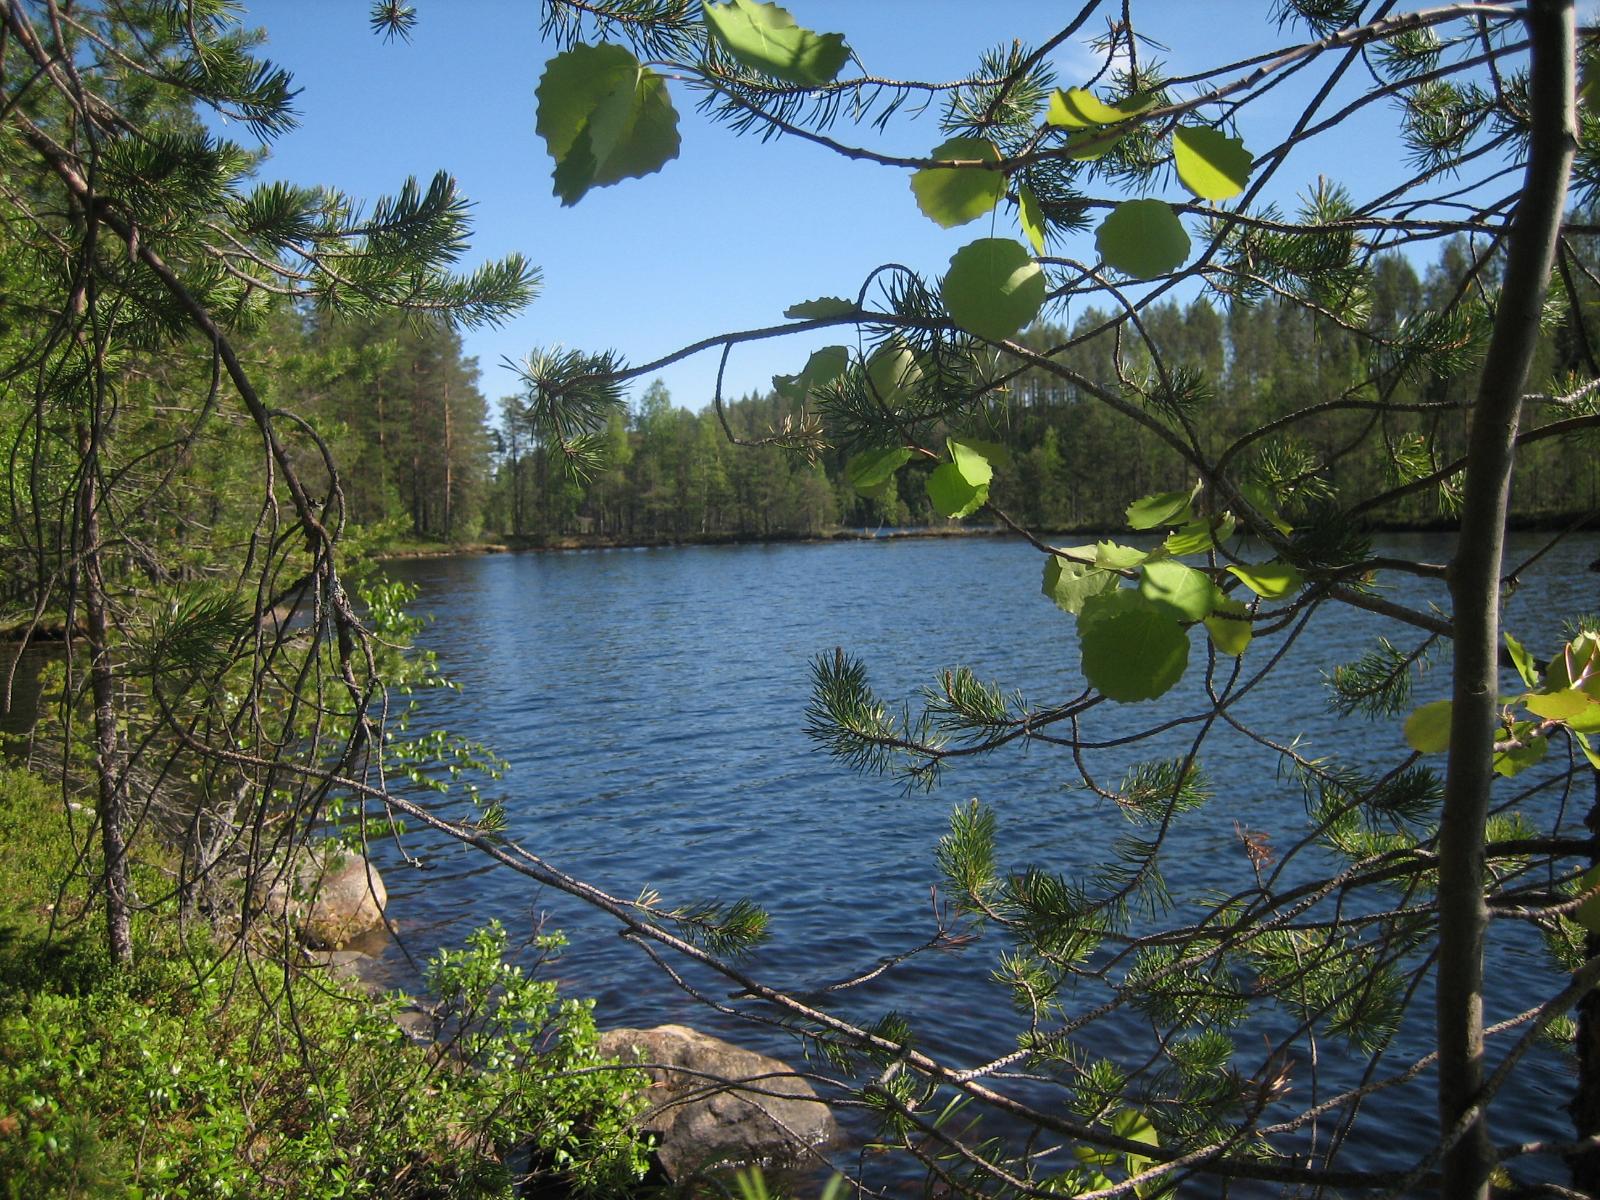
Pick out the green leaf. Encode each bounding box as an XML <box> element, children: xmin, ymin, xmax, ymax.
<box><xmin>1111</xmin><ymin>1109</ymin><xmax>1159</xmax><ymax>1178</ymax></box>
<box><xmin>1403</xmin><ymin>699</ymin><xmax>1453</xmax><ymax>753</ymax></box>
<box><xmin>784</xmin><ymin>296</ymin><xmax>854</xmax><ymax>320</ymax></box>
<box><xmin>1126</xmin><ymin>491</ymin><xmax>1193</xmax><ymax>530</ymax></box>
<box><xmin>1096</xmin><ymin>200</ymin><xmax>1190</xmax><ymax>278</ymax></box>
<box><xmin>1043</xmin><ymin>553</ymin><xmax>1118</xmax><ymax>615</ymax></box>
<box><xmin>1505</xmin><ymin>631</ymin><xmax>1540</xmax><ymax>688</ymax></box>
<box><xmin>947</xmin><ymin>437</ymin><xmax>994</xmax><ymax>488</ymax></box>
<box><xmin>772</xmin><ymin>345</ymin><xmax>848</xmax><ymax>403</ymax></box>
<box><xmin>941</xmin><ymin>238</ymin><xmax>1046</xmax><ymax>342</ymax></box>
<box><xmin>1077</xmin><ymin>590</ymin><xmax>1191</xmax><ymax>703</ymax></box>
<box><xmin>1204</xmin><ymin>595</ymin><xmax>1252</xmax><ymax>657</ymax></box>
<box><xmin>1139</xmin><ymin>560</ymin><xmax>1215</xmax><ymax>621</ymax></box>
<box><xmin>1047</xmin><ymin>87</ymin><xmax>1154</xmax><ymax>128</ymax></box>
<box><xmin>536</xmin><ymin>43</ymin><xmax>681</xmax><ymax>206</ymax></box>
<box><xmin>702</xmin><ymin>0</ymin><xmax>850</xmax><ymax>87</ymax></box>
<box><xmin>927</xmin><ymin>462</ymin><xmax>988</xmax><ymax>518</ymax></box>
<box><xmin>1225</xmin><ymin>561</ymin><xmax>1304</xmax><ymax>600</ymax></box>
<box><xmin>1171</xmin><ymin>125</ymin><xmax>1253</xmax><ymax>201</ymax></box>
<box><xmin>912</xmin><ymin>138</ymin><xmax>1005</xmax><ymax>229</ymax></box>
<box><xmin>1577</xmin><ymin>865</ymin><xmax>1600</xmax><ymax>932</ymax></box>
<box><xmin>864</xmin><ymin>340</ymin><xmax>922</xmax><ymax>404</ymax></box>
<box><xmin>1494</xmin><ymin>723</ymin><xmax>1547</xmax><ymax>777</ymax></box>
<box><xmin>1238</xmin><ymin>480</ymin><xmax>1294</xmax><ymax>534</ymax></box>
<box><xmin>1096</xmin><ymin>541</ymin><xmax>1150</xmax><ymax>570</ymax></box>
<box><xmin>1065</xmin><ymin>129</ymin><xmax>1124</xmax><ymax>160</ymax></box>
<box><xmin>960</xmin><ymin>437</ymin><xmax>1013</xmax><ymax>470</ymax></box>
<box><xmin>1164</xmin><ymin>515</ymin><xmax>1235</xmax><ymax>556</ymax></box>
<box><xmin>1577</xmin><ymin>732</ymin><xmax>1600</xmax><ymax>772</ymax></box>
<box><xmin>1017</xmin><ymin>183</ymin><xmax>1047</xmax><ymax>255</ymax></box>
<box><xmin>1525</xmin><ymin>688</ymin><xmax>1600</xmax><ymax>733</ymax></box>
<box><xmin>846</xmin><ymin>446</ymin><xmax>911</xmax><ymax>497</ymax></box>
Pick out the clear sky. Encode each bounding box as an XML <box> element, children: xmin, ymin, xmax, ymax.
<box><xmin>230</xmin><ymin>3</ymin><xmax>1513</xmax><ymax>413</ymax></box>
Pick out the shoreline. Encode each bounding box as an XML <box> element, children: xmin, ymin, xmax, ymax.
<box><xmin>375</xmin><ymin>510</ymin><xmax>1600</xmax><ymax>562</ymax></box>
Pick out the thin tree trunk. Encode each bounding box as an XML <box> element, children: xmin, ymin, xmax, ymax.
<box><xmin>1572</xmin><ymin>772</ymin><xmax>1600</xmax><ymax>1192</ymax></box>
<box><xmin>77</xmin><ymin>425</ymin><xmax>133</xmax><ymax>966</ymax></box>
<box><xmin>1436</xmin><ymin>4</ymin><xmax>1574</xmax><ymax>1196</ymax></box>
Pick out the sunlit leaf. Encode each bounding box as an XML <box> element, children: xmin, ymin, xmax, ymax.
<box><xmin>912</xmin><ymin>138</ymin><xmax>1005</xmax><ymax>229</ymax></box>
<box><xmin>1505</xmin><ymin>631</ymin><xmax>1540</xmax><ymax>688</ymax></box>
<box><xmin>1225</xmin><ymin>561</ymin><xmax>1304</xmax><ymax>600</ymax></box>
<box><xmin>1164</xmin><ymin>515</ymin><xmax>1235</xmax><ymax>556</ymax></box>
<box><xmin>866</xmin><ymin>341</ymin><xmax>922</xmax><ymax>402</ymax></box>
<box><xmin>1017</xmin><ymin>182</ymin><xmax>1047</xmax><ymax>254</ymax></box>
<box><xmin>1126</xmin><ymin>491</ymin><xmax>1193</xmax><ymax>530</ymax></box>
<box><xmin>1096</xmin><ymin>541</ymin><xmax>1150</xmax><ymax>569</ymax></box>
<box><xmin>1111</xmin><ymin>1109</ymin><xmax>1159</xmax><ymax>1178</ymax></box>
<box><xmin>1078</xmin><ymin>590</ymin><xmax>1191</xmax><ymax>703</ymax></box>
<box><xmin>1096</xmin><ymin>199</ymin><xmax>1190</xmax><ymax>278</ymax></box>
<box><xmin>1238</xmin><ymin>480</ymin><xmax>1294</xmax><ymax>534</ymax></box>
<box><xmin>1525</xmin><ymin>688</ymin><xmax>1600</xmax><ymax>732</ymax></box>
<box><xmin>960</xmin><ymin>437</ymin><xmax>1013</xmax><ymax>470</ymax></box>
<box><xmin>1046</xmin><ymin>87</ymin><xmax>1154</xmax><ymax>128</ymax></box>
<box><xmin>1403</xmin><ymin>699</ymin><xmax>1453</xmax><ymax>753</ymax></box>
<box><xmin>1172</xmin><ymin>125</ymin><xmax>1253</xmax><ymax>201</ymax></box>
<box><xmin>536</xmin><ymin>43</ymin><xmax>681</xmax><ymax>205</ymax></box>
<box><xmin>1578</xmin><ymin>865</ymin><xmax>1600</xmax><ymax>933</ymax></box>
<box><xmin>941</xmin><ymin>237</ymin><xmax>1046</xmax><ymax>341</ymax></box>
<box><xmin>1065</xmin><ymin>129</ymin><xmax>1123</xmax><ymax>160</ymax></box>
<box><xmin>1043</xmin><ymin>553</ymin><xmax>1118</xmax><ymax>615</ymax></box>
<box><xmin>846</xmin><ymin>446</ymin><xmax>911</xmax><ymax>497</ymax></box>
<box><xmin>1204</xmin><ymin>594</ymin><xmax>1252</xmax><ymax>656</ymax></box>
<box><xmin>784</xmin><ymin>296</ymin><xmax>854</xmax><ymax>320</ymax></box>
<box><xmin>1577</xmin><ymin>732</ymin><xmax>1600</xmax><ymax>772</ymax></box>
<box><xmin>1138</xmin><ymin>560</ymin><xmax>1215</xmax><ymax>621</ymax></box>
<box><xmin>772</xmin><ymin>344</ymin><xmax>848</xmax><ymax>403</ymax></box>
<box><xmin>927</xmin><ymin>462</ymin><xmax>988</xmax><ymax>518</ymax></box>
<box><xmin>1494</xmin><ymin>723</ymin><xmax>1547</xmax><ymax>777</ymax></box>
<box><xmin>947</xmin><ymin>437</ymin><xmax>994</xmax><ymax>488</ymax></box>
<box><xmin>702</xmin><ymin>0</ymin><xmax>850</xmax><ymax>86</ymax></box>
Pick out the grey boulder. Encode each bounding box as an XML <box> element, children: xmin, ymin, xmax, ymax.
<box><xmin>597</xmin><ymin>1024</ymin><xmax>838</xmax><ymax>1181</ymax></box>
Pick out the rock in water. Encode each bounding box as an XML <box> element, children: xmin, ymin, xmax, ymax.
<box><xmin>597</xmin><ymin>1024</ymin><xmax>838</xmax><ymax>1181</ymax></box>
<box><xmin>258</xmin><ymin>841</ymin><xmax>388</xmax><ymax>949</ymax></box>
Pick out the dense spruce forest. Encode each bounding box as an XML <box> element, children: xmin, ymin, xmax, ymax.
<box><xmin>237</xmin><ymin>239</ymin><xmax>1599</xmax><ymax>551</ymax></box>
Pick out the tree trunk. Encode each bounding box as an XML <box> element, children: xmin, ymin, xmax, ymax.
<box><xmin>1435</xmin><ymin>4</ymin><xmax>1574</xmax><ymax>1196</ymax></box>
<box><xmin>76</xmin><ymin>424</ymin><xmax>133</xmax><ymax>966</ymax></box>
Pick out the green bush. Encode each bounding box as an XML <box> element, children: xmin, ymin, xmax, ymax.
<box><xmin>0</xmin><ymin>770</ymin><xmax>650</xmax><ymax>1199</ymax></box>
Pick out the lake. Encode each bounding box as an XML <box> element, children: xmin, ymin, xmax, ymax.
<box><xmin>374</xmin><ymin>531</ymin><xmax>1595</xmax><ymax>1195</ymax></box>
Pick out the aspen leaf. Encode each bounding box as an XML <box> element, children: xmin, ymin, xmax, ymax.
<box><xmin>1204</xmin><ymin>595</ymin><xmax>1252</xmax><ymax>656</ymax></box>
<box><xmin>1126</xmin><ymin>490</ymin><xmax>1193</xmax><ymax>530</ymax></box>
<box><xmin>1043</xmin><ymin>553</ymin><xmax>1118</xmax><ymax>615</ymax></box>
<box><xmin>1225</xmin><ymin>561</ymin><xmax>1304</xmax><ymax>600</ymax></box>
<box><xmin>536</xmin><ymin>43</ymin><xmax>680</xmax><ymax>205</ymax></box>
<box><xmin>702</xmin><ymin>0</ymin><xmax>850</xmax><ymax>87</ymax></box>
<box><xmin>1096</xmin><ymin>199</ymin><xmax>1190</xmax><ymax>278</ymax></box>
<box><xmin>1172</xmin><ymin>125</ymin><xmax>1253</xmax><ymax>201</ymax></box>
<box><xmin>1138</xmin><ymin>560</ymin><xmax>1215</xmax><ymax>621</ymax></box>
<box><xmin>941</xmin><ymin>238</ymin><xmax>1045</xmax><ymax>341</ymax></box>
<box><xmin>947</xmin><ymin>438</ymin><xmax>994</xmax><ymax>488</ymax></box>
<box><xmin>1047</xmin><ymin>87</ymin><xmax>1154</xmax><ymax>128</ymax></box>
<box><xmin>1164</xmin><ymin>515</ymin><xmax>1234</xmax><ymax>556</ymax></box>
<box><xmin>1017</xmin><ymin>182</ymin><xmax>1047</xmax><ymax>254</ymax></box>
<box><xmin>927</xmin><ymin>462</ymin><xmax>987</xmax><ymax>518</ymax></box>
<box><xmin>1494</xmin><ymin>723</ymin><xmax>1546</xmax><ymax>777</ymax></box>
<box><xmin>1078</xmin><ymin>590</ymin><xmax>1191</xmax><ymax>703</ymax></box>
<box><xmin>1403</xmin><ymin>699</ymin><xmax>1452</xmax><ymax>753</ymax></box>
<box><xmin>772</xmin><ymin>345</ymin><xmax>847</xmax><ymax>403</ymax></box>
<box><xmin>1096</xmin><ymin>541</ymin><xmax>1150</xmax><ymax>569</ymax></box>
<box><xmin>912</xmin><ymin>138</ymin><xmax>1005</xmax><ymax>228</ymax></box>
<box><xmin>1577</xmin><ymin>865</ymin><xmax>1600</xmax><ymax>932</ymax></box>
<box><xmin>846</xmin><ymin>446</ymin><xmax>911</xmax><ymax>497</ymax></box>
<box><xmin>784</xmin><ymin>296</ymin><xmax>854</xmax><ymax>320</ymax></box>
<box><xmin>1505</xmin><ymin>631</ymin><xmax>1540</xmax><ymax>688</ymax></box>
<box><xmin>866</xmin><ymin>341</ymin><xmax>922</xmax><ymax>402</ymax></box>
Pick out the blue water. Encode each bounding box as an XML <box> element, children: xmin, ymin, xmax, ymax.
<box><xmin>374</xmin><ymin>531</ymin><xmax>1600</xmax><ymax>1195</ymax></box>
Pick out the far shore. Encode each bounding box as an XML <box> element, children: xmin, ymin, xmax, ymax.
<box><xmin>374</xmin><ymin>510</ymin><xmax>1600</xmax><ymax>563</ymax></box>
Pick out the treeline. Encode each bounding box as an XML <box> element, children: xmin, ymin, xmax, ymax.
<box><xmin>221</xmin><ymin>237</ymin><xmax>1599</xmax><ymax>551</ymax></box>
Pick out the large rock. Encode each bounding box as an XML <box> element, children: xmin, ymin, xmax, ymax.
<box><xmin>258</xmin><ymin>841</ymin><xmax>388</xmax><ymax>949</ymax></box>
<box><xmin>597</xmin><ymin>1024</ymin><xmax>838</xmax><ymax>1182</ymax></box>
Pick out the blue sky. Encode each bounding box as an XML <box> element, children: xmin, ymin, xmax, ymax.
<box><xmin>232</xmin><ymin>3</ymin><xmax>1503</xmax><ymax>412</ymax></box>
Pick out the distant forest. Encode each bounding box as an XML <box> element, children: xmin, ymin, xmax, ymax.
<box><xmin>261</xmin><ymin>240</ymin><xmax>1599</xmax><ymax>546</ymax></box>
